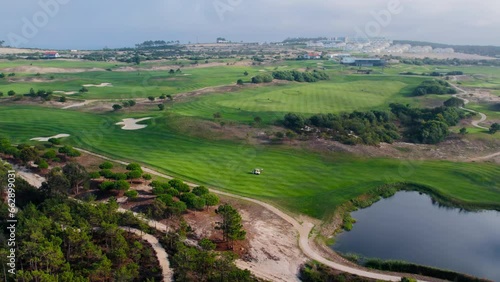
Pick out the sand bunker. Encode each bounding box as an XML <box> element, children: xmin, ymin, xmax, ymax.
<box><xmin>82</xmin><ymin>82</ymin><xmax>113</xmax><ymax>87</ymax></box>
<box><xmin>54</xmin><ymin>91</ymin><xmax>77</xmax><ymax>95</ymax></box>
<box><xmin>30</xmin><ymin>134</ymin><xmax>70</xmax><ymax>142</ymax></box>
<box><xmin>116</xmin><ymin>117</ymin><xmax>152</xmax><ymax>130</ymax></box>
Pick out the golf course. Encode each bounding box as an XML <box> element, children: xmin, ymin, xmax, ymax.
<box><xmin>1</xmin><ymin>58</ymin><xmax>500</xmax><ymax>219</ymax></box>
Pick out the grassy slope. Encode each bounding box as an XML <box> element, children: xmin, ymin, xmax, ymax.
<box><xmin>1</xmin><ymin>106</ymin><xmax>499</xmax><ymax>218</ymax></box>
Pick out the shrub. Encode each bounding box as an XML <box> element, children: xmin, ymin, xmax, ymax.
<box><xmin>142</xmin><ymin>174</ymin><xmax>152</xmax><ymax>180</ymax></box>
<box><xmin>169</xmin><ymin>179</ymin><xmax>190</xmax><ymax>192</ymax></box>
<box><xmin>100</xmin><ymin>181</ymin><xmax>115</xmax><ymax>191</ymax></box>
<box><xmin>202</xmin><ymin>193</ymin><xmax>220</xmax><ymax>207</ymax></box>
<box><xmin>99</xmin><ymin>169</ymin><xmax>115</xmax><ymax>179</ymax></box>
<box><xmin>115</xmin><ymin>180</ymin><xmax>130</xmax><ymax>191</ymax></box>
<box><xmin>99</xmin><ymin>161</ymin><xmax>113</xmax><ymax>169</ymax></box>
<box><xmin>88</xmin><ymin>172</ymin><xmax>101</xmax><ymax>179</ymax></box>
<box><xmin>113</xmin><ymin>173</ymin><xmax>127</xmax><ymax>181</ymax></box>
<box><xmin>165</xmin><ymin>188</ymin><xmax>180</xmax><ymax>197</ymax></box>
<box><xmin>126</xmin><ymin>163</ymin><xmax>142</xmax><ymax>172</ymax></box>
<box><xmin>42</xmin><ymin>149</ymin><xmax>57</xmax><ymax>159</ymax></box>
<box><xmin>124</xmin><ymin>190</ymin><xmax>139</xmax><ymax>199</ymax></box>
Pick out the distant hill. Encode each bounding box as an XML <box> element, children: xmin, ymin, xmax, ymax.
<box><xmin>394</xmin><ymin>40</ymin><xmax>500</xmax><ymax>58</ymax></box>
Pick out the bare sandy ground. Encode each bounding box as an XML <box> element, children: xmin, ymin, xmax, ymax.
<box><xmin>116</xmin><ymin>117</ymin><xmax>152</xmax><ymax>130</ymax></box>
<box><xmin>0</xmin><ymin>65</ymin><xmax>105</xmax><ymax>74</ymax></box>
<box><xmin>54</xmin><ymin>91</ymin><xmax>77</xmax><ymax>95</ymax></box>
<box><xmin>30</xmin><ymin>133</ymin><xmax>70</xmax><ymax>142</ymax></box>
<box><xmin>0</xmin><ymin>48</ymin><xmax>46</xmax><ymax>54</ymax></box>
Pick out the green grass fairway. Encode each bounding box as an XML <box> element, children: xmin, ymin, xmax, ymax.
<box><xmin>1</xmin><ymin>106</ymin><xmax>499</xmax><ymax>218</ymax></box>
<box><xmin>172</xmin><ymin>76</ymin><xmax>425</xmax><ymax>123</ymax></box>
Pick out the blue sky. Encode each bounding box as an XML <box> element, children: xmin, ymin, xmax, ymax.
<box><xmin>2</xmin><ymin>0</ymin><xmax>499</xmax><ymax>49</ymax></box>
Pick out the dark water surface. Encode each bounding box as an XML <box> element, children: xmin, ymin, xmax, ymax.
<box><xmin>332</xmin><ymin>191</ymin><xmax>500</xmax><ymax>281</ymax></box>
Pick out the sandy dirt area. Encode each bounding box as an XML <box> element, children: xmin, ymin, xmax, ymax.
<box><xmin>116</xmin><ymin>117</ymin><xmax>152</xmax><ymax>130</ymax></box>
<box><xmin>30</xmin><ymin>133</ymin><xmax>70</xmax><ymax>142</ymax></box>
<box><xmin>0</xmin><ymin>48</ymin><xmax>47</xmax><ymax>54</ymax></box>
<box><xmin>54</xmin><ymin>91</ymin><xmax>77</xmax><ymax>95</ymax></box>
<box><xmin>82</xmin><ymin>82</ymin><xmax>113</xmax><ymax>87</ymax></box>
<box><xmin>0</xmin><ymin>65</ymin><xmax>105</xmax><ymax>74</ymax></box>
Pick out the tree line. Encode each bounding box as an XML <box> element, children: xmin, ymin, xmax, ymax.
<box><xmin>282</xmin><ymin>103</ymin><xmax>469</xmax><ymax>145</ymax></box>
<box><xmin>251</xmin><ymin>70</ymin><xmax>329</xmax><ymax>84</ymax></box>
<box><xmin>412</xmin><ymin>80</ymin><xmax>457</xmax><ymax>96</ymax></box>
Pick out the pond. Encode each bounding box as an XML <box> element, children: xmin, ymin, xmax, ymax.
<box><xmin>332</xmin><ymin>191</ymin><xmax>500</xmax><ymax>281</ymax></box>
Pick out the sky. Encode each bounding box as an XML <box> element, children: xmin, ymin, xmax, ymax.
<box><xmin>1</xmin><ymin>0</ymin><xmax>500</xmax><ymax>49</ymax></box>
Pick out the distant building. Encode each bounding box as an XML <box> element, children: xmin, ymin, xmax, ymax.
<box><xmin>341</xmin><ymin>57</ymin><xmax>385</xmax><ymax>67</ymax></box>
<box><xmin>216</xmin><ymin>37</ymin><xmax>229</xmax><ymax>44</ymax></box>
<box><xmin>301</xmin><ymin>52</ymin><xmax>322</xmax><ymax>60</ymax></box>
<box><xmin>44</xmin><ymin>51</ymin><xmax>60</xmax><ymax>59</ymax></box>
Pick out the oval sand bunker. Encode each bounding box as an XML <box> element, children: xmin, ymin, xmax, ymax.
<box><xmin>116</xmin><ymin>117</ymin><xmax>152</xmax><ymax>130</ymax></box>
<box><xmin>31</xmin><ymin>134</ymin><xmax>70</xmax><ymax>142</ymax></box>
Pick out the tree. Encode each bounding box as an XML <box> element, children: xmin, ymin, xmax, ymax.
<box><xmin>30</xmin><ymin>88</ymin><xmax>36</xmax><ymax>96</ymax></box>
<box><xmin>112</xmin><ymin>104</ymin><xmax>122</xmax><ymax>111</ymax></box>
<box><xmin>215</xmin><ymin>204</ymin><xmax>246</xmax><ymax>250</ymax></box>
<box><xmin>148</xmin><ymin>96</ymin><xmax>155</xmax><ymax>102</ymax></box>
<box><xmin>62</xmin><ymin>162</ymin><xmax>89</xmax><ymax>194</ymax></box>
<box><xmin>128</xmin><ymin>100</ymin><xmax>136</xmax><ymax>107</ymax></box>
<box><xmin>444</xmin><ymin>97</ymin><xmax>465</xmax><ymax>108</ymax></box>
<box><xmin>459</xmin><ymin>127</ymin><xmax>468</xmax><ymax>135</ymax></box>
<box><xmin>166</xmin><ymin>94</ymin><xmax>173</xmax><ymax>101</ymax></box>
<box><xmin>43</xmin><ymin>168</ymin><xmax>71</xmax><ymax>197</ymax></box>
<box><xmin>142</xmin><ymin>174</ymin><xmax>152</xmax><ymax>180</ymax></box>
<box><xmin>283</xmin><ymin>113</ymin><xmax>305</xmax><ymax>132</ymax></box>
<box><xmin>133</xmin><ymin>53</ymin><xmax>141</xmax><ymax>65</ymax></box>
<box><xmin>126</xmin><ymin>163</ymin><xmax>143</xmax><ymax>173</ymax></box>
<box><xmin>158</xmin><ymin>104</ymin><xmax>165</xmax><ymax>111</ymax></box>
<box><xmin>236</xmin><ymin>79</ymin><xmax>244</xmax><ymax>85</ymax></box>
<box><xmin>169</xmin><ymin>179</ymin><xmax>189</xmax><ymax>192</ymax></box>
<box><xmin>243</xmin><ymin>71</ymin><xmax>249</xmax><ymax>76</ymax></box>
<box><xmin>59</xmin><ymin>96</ymin><xmax>67</xmax><ymax>103</ymax></box>
<box><xmin>192</xmin><ymin>186</ymin><xmax>209</xmax><ymax>196</ymax></box>
<box><xmin>8</xmin><ymin>90</ymin><xmax>15</xmax><ymax>96</ymax></box>
<box><xmin>19</xmin><ymin>147</ymin><xmax>38</xmax><ymax>164</ymax></box>
<box><xmin>79</xmin><ymin>86</ymin><xmax>89</xmax><ymax>93</ymax></box>
<box><xmin>199</xmin><ymin>238</ymin><xmax>216</xmax><ymax>251</ymax></box>
<box><xmin>114</xmin><ymin>180</ymin><xmax>130</xmax><ymax>191</ymax></box>
<box><xmin>126</xmin><ymin>170</ymin><xmax>142</xmax><ymax>182</ymax></box>
<box><xmin>489</xmin><ymin>123</ymin><xmax>500</xmax><ymax>134</ymax></box>
<box><xmin>169</xmin><ymin>69</ymin><xmax>175</xmax><ymax>75</ymax></box>
<box><xmin>159</xmin><ymin>94</ymin><xmax>166</xmax><ymax>100</ymax></box>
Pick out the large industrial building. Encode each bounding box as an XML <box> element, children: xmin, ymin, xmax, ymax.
<box><xmin>341</xmin><ymin>57</ymin><xmax>385</xmax><ymax>67</ymax></box>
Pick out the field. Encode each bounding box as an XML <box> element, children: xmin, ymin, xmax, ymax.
<box><xmin>1</xmin><ymin>105</ymin><xmax>499</xmax><ymax>218</ymax></box>
<box><xmin>1</xmin><ymin>59</ymin><xmax>500</xmax><ymax>219</ymax></box>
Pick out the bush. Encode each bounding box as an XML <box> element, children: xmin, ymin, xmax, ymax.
<box><xmin>126</xmin><ymin>170</ymin><xmax>142</xmax><ymax>180</ymax></box>
<box><xmin>124</xmin><ymin>190</ymin><xmax>139</xmax><ymax>199</ymax></box>
<box><xmin>48</xmin><ymin>138</ymin><xmax>61</xmax><ymax>145</ymax></box>
<box><xmin>251</xmin><ymin>74</ymin><xmax>273</xmax><ymax>84</ymax></box>
<box><xmin>88</xmin><ymin>171</ymin><xmax>101</xmax><ymax>179</ymax></box>
<box><xmin>99</xmin><ymin>161</ymin><xmax>113</xmax><ymax>169</ymax></box>
<box><xmin>37</xmin><ymin>160</ymin><xmax>49</xmax><ymax>169</ymax></box>
<box><xmin>99</xmin><ymin>169</ymin><xmax>115</xmax><ymax>179</ymax></box>
<box><xmin>142</xmin><ymin>174</ymin><xmax>152</xmax><ymax>180</ymax></box>
<box><xmin>202</xmin><ymin>193</ymin><xmax>220</xmax><ymax>207</ymax></box>
<box><xmin>42</xmin><ymin>149</ymin><xmax>57</xmax><ymax>159</ymax></box>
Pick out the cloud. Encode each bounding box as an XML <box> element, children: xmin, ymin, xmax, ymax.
<box><xmin>0</xmin><ymin>0</ymin><xmax>499</xmax><ymax>49</ymax></box>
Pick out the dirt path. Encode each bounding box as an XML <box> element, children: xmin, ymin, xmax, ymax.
<box><xmin>75</xmin><ymin>148</ymin><xmax>418</xmax><ymax>282</ymax></box>
<box><xmin>119</xmin><ymin>226</ymin><xmax>173</xmax><ymax>282</ymax></box>
<box><xmin>449</xmin><ymin>80</ymin><xmax>489</xmax><ymax>130</ymax></box>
